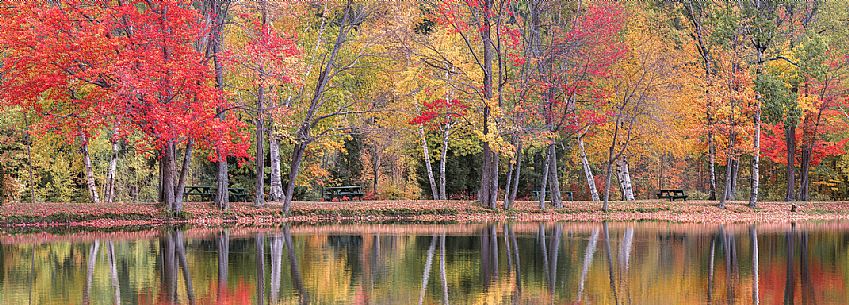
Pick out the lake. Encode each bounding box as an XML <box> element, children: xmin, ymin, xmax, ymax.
<box><xmin>0</xmin><ymin>222</ymin><xmax>846</xmax><ymax>304</ymax></box>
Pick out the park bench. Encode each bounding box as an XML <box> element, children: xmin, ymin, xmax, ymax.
<box><xmin>533</xmin><ymin>190</ymin><xmax>574</xmax><ymax>201</ymax></box>
<box><xmin>656</xmin><ymin>189</ymin><xmax>688</xmax><ymax>201</ymax></box>
<box><xmin>184</xmin><ymin>185</ymin><xmax>249</xmax><ymax>202</ymax></box>
<box><xmin>323</xmin><ymin>185</ymin><xmax>365</xmax><ymax>201</ymax></box>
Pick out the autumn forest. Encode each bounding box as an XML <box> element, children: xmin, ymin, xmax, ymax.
<box><xmin>1</xmin><ymin>0</ymin><xmax>848</xmax><ymax>215</ymax></box>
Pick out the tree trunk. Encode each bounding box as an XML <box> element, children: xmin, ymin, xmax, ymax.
<box><xmin>210</xmin><ymin>1</ymin><xmax>230</xmax><ymax>210</ymax></box>
<box><xmin>80</xmin><ymin>134</ymin><xmax>100</xmax><ymax>204</ymax></box>
<box><xmin>548</xmin><ymin>144</ymin><xmax>563</xmax><ymax>208</ymax></box>
<box><xmin>420</xmin><ymin>127</ymin><xmax>439</xmax><ymax>200</ymax></box>
<box><xmin>161</xmin><ymin>143</ymin><xmax>177</xmax><ymax>212</ymax></box>
<box><xmin>708</xmin><ymin>115</ymin><xmax>717</xmax><ymax>200</ymax></box>
<box><xmin>784</xmin><ymin>124</ymin><xmax>796</xmax><ymax>202</ymax></box>
<box><xmin>255</xmin><ymin>83</ymin><xmax>266</xmax><ymax>207</ymax></box>
<box><xmin>478</xmin><ymin>0</ymin><xmax>498</xmax><ymax>209</ymax></box>
<box><xmin>371</xmin><ymin>146</ymin><xmax>380</xmax><ymax>196</ymax></box>
<box><xmin>174</xmin><ymin>140</ymin><xmax>193</xmax><ymax>212</ymax></box>
<box><xmin>750</xmin><ymin>106</ymin><xmax>761</xmax><ymax>208</ymax></box>
<box><xmin>104</xmin><ymin>135</ymin><xmax>120</xmax><ymax>204</ymax></box>
<box><xmin>438</xmin><ymin>124</ymin><xmax>450</xmax><ymax>200</ymax></box>
<box><xmin>603</xmin><ymin>150</ymin><xmax>615</xmax><ymax>211</ymax></box>
<box><xmin>616</xmin><ymin>156</ymin><xmax>636</xmax><ymax>201</ymax></box>
<box><xmin>798</xmin><ymin>145</ymin><xmax>812</xmax><ymax>202</ymax></box>
<box><xmin>730</xmin><ymin>159</ymin><xmax>739</xmax><ymax>201</ymax></box>
<box><xmin>215</xmin><ymin>161</ymin><xmax>229</xmax><ymax>208</ymax></box>
<box><xmin>269</xmin><ymin>133</ymin><xmax>285</xmax><ymax>201</ymax></box>
<box><xmin>508</xmin><ymin>141</ymin><xmax>522</xmax><ymax>207</ymax></box>
<box><xmin>539</xmin><ymin>146</ymin><xmax>550</xmax><ymax>209</ymax></box>
<box><xmin>579</xmin><ymin>136</ymin><xmax>600</xmax><ymax>201</ymax></box>
<box><xmin>283</xmin><ymin>226</ymin><xmax>308</xmax><ymax>304</ymax></box>
<box><xmin>282</xmin><ymin>143</ymin><xmax>306</xmax><ymax>213</ymax></box>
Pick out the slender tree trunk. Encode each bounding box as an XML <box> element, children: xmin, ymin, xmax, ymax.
<box><xmin>23</xmin><ymin>114</ymin><xmax>35</xmax><ymax>203</ymax></box>
<box><xmin>210</xmin><ymin>2</ymin><xmax>230</xmax><ymax>210</ymax></box>
<box><xmin>105</xmin><ymin>134</ymin><xmax>120</xmax><ymax>203</ymax></box>
<box><xmin>708</xmin><ymin>114</ymin><xmax>718</xmax><ymax>200</ymax></box>
<box><xmin>420</xmin><ymin>127</ymin><xmax>439</xmax><ymax>200</ymax></box>
<box><xmin>579</xmin><ymin>135</ymin><xmax>600</xmax><ymax>201</ymax></box>
<box><xmin>616</xmin><ymin>156</ymin><xmax>636</xmax><ymax>201</ymax></box>
<box><xmin>784</xmin><ymin>124</ymin><xmax>796</xmax><ymax>202</ymax></box>
<box><xmin>269</xmin><ymin>132</ymin><xmax>285</xmax><ymax>201</ymax></box>
<box><xmin>508</xmin><ymin>141</ymin><xmax>522</xmax><ymax>207</ymax></box>
<box><xmin>371</xmin><ymin>145</ymin><xmax>380</xmax><ymax>195</ymax></box>
<box><xmin>798</xmin><ymin>146</ymin><xmax>812</xmax><ymax>203</ymax></box>
<box><xmin>256</xmin><ymin>82</ymin><xmax>266</xmax><ymax>207</ymax></box>
<box><xmin>478</xmin><ymin>0</ymin><xmax>498</xmax><ymax>209</ymax></box>
<box><xmin>750</xmin><ymin>105</ymin><xmax>761</xmax><ymax>208</ymax></box>
<box><xmin>548</xmin><ymin>144</ymin><xmax>563</xmax><ymax>208</ymax></box>
<box><xmin>175</xmin><ymin>140</ymin><xmax>193</xmax><ymax>212</ymax></box>
<box><xmin>283</xmin><ymin>143</ymin><xmax>306</xmax><ymax>213</ymax></box>
<box><xmin>438</xmin><ymin>124</ymin><xmax>450</xmax><ymax>200</ymax></box>
<box><xmin>539</xmin><ymin>147</ymin><xmax>550</xmax><ymax>209</ymax></box>
<box><xmin>80</xmin><ymin>134</ymin><xmax>100</xmax><ymax>204</ymax></box>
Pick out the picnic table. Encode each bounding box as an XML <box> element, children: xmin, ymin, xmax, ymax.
<box><xmin>656</xmin><ymin>189</ymin><xmax>688</xmax><ymax>201</ymax></box>
<box><xmin>533</xmin><ymin>190</ymin><xmax>574</xmax><ymax>201</ymax></box>
<box><xmin>184</xmin><ymin>185</ymin><xmax>249</xmax><ymax>202</ymax></box>
<box><xmin>323</xmin><ymin>186</ymin><xmax>365</xmax><ymax>201</ymax></box>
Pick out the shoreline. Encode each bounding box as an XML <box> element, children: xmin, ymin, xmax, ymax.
<box><xmin>0</xmin><ymin>200</ymin><xmax>847</xmax><ymax>231</ymax></box>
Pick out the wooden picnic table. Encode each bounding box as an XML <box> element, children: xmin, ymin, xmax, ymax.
<box><xmin>656</xmin><ymin>189</ymin><xmax>688</xmax><ymax>201</ymax></box>
<box><xmin>184</xmin><ymin>185</ymin><xmax>248</xmax><ymax>202</ymax></box>
<box><xmin>323</xmin><ymin>186</ymin><xmax>365</xmax><ymax>201</ymax></box>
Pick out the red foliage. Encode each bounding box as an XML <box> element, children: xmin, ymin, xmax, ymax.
<box><xmin>409</xmin><ymin>98</ymin><xmax>468</xmax><ymax>126</ymax></box>
<box><xmin>0</xmin><ymin>0</ymin><xmax>250</xmax><ymax>160</ymax></box>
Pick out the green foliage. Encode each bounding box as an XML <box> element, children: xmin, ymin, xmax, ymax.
<box><xmin>757</xmin><ymin>72</ymin><xmax>799</xmax><ymax>126</ymax></box>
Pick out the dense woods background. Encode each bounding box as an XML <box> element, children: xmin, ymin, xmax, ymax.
<box><xmin>2</xmin><ymin>0</ymin><xmax>849</xmax><ymax>211</ymax></box>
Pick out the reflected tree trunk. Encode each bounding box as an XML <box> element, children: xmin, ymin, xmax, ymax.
<box><xmin>419</xmin><ymin>235</ymin><xmax>437</xmax><ymax>305</ymax></box>
<box><xmin>283</xmin><ymin>226</ymin><xmax>308</xmax><ymax>304</ymax></box>
<box><xmin>508</xmin><ymin>224</ymin><xmax>522</xmax><ymax>303</ymax></box>
<box><xmin>83</xmin><ymin>240</ymin><xmax>100</xmax><ymax>305</ymax></box>
<box><xmin>577</xmin><ymin>228</ymin><xmax>600</xmax><ymax>302</ymax></box>
<box><xmin>107</xmin><ymin>241</ymin><xmax>121</xmax><ymax>305</ymax></box>
<box><xmin>618</xmin><ymin>227</ymin><xmax>634</xmax><ymax>302</ymax></box>
<box><xmin>723</xmin><ymin>226</ymin><xmax>737</xmax><ymax>304</ymax></box>
<box><xmin>538</xmin><ymin>223</ymin><xmax>549</xmax><ymax>284</ymax></box>
<box><xmin>603</xmin><ymin>222</ymin><xmax>619</xmax><ymax>305</ymax></box>
<box><xmin>217</xmin><ymin>230</ymin><xmax>230</xmax><ymax>295</ymax></box>
<box><xmin>548</xmin><ymin>224</ymin><xmax>562</xmax><ymax>295</ymax></box>
<box><xmin>271</xmin><ymin>234</ymin><xmax>284</xmax><ymax>302</ymax></box>
<box><xmin>160</xmin><ymin>232</ymin><xmax>178</xmax><ymax>303</ymax></box>
<box><xmin>784</xmin><ymin>223</ymin><xmax>796</xmax><ymax>304</ymax></box>
<box><xmin>256</xmin><ymin>232</ymin><xmax>265</xmax><ymax>305</ymax></box>
<box><xmin>708</xmin><ymin>234</ymin><xmax>716</xmax><ymax>304</ymax></box>
<box><xmin>800</xmin><ymin>231</ymin><xmax>814</xmax><ymax>305</ymax></box>
<box><xmin>175</xmin><ymin>230</ymin><xmax>195</xmax><ymax>304</ymax></box>
<box><xmin>440</xmin><ymin>234</ymin><xmax>449</xmax><ymax>305</ymax></box>
<box><xmin>750</xmin><ymin>225</ymin><xmax>759</xmax><ymax>305</ymax></box>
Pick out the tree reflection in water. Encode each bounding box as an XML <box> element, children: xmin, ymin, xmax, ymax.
<box><xmin>1</xmin><ymin>222</ymin><xmax>848</xmax><ymax>304</ymax></box>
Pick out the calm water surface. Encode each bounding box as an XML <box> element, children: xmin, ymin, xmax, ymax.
<box><xmin>0</xmin><ymin>222</ymin><xmax>847</xmax><ymax>304</ymax></box>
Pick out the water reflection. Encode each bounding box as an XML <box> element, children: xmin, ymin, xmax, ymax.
<box><xmin>1</xmin><ymin>222</ymin><xmax>848</xmax><ymax>304</ymax></box>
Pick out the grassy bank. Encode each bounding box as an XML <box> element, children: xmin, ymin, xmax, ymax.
<box><xmin>0</xmin><ymin>200</ymin><xmax>847</xmax><ymax>229</ymax></box>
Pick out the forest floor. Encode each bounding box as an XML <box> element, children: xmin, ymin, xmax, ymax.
<box><xmin>0</xmin><ymin>200</ymin><xmax>848</xmax><ymax>231</ymax></box>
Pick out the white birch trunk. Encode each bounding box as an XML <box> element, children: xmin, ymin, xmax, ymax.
<box><xmin>269</xmin><ymin>133</ymin><xmax>285</xmax><ymax>202</ymax></box>
<box><xmin>579</xmin><ymin>136</ymin><xmax>600</xmax><ymax>201</ymax></box>
<box><xmin>616</xmin><ymin>156</ymin><xmax>636</xmax><ymax>201</ymax></box>
<box><xmin>438</xmin><ymin>123</ymin><xmax>450</xmax><ymax>200</ymax></box>
<box><xmin>80</xmin><ymin>135</ymin><xmax>100</xmax><ymax>203</ymax></box>
<box><xmin>420</xmin><ymin>127</ymin><xmax>438</xmax><ymax>200</ymax></box>
<box><xmin>104</xmin><ymin>136</ymin><xmax>119</xmax><ymax>203</ymax></box>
